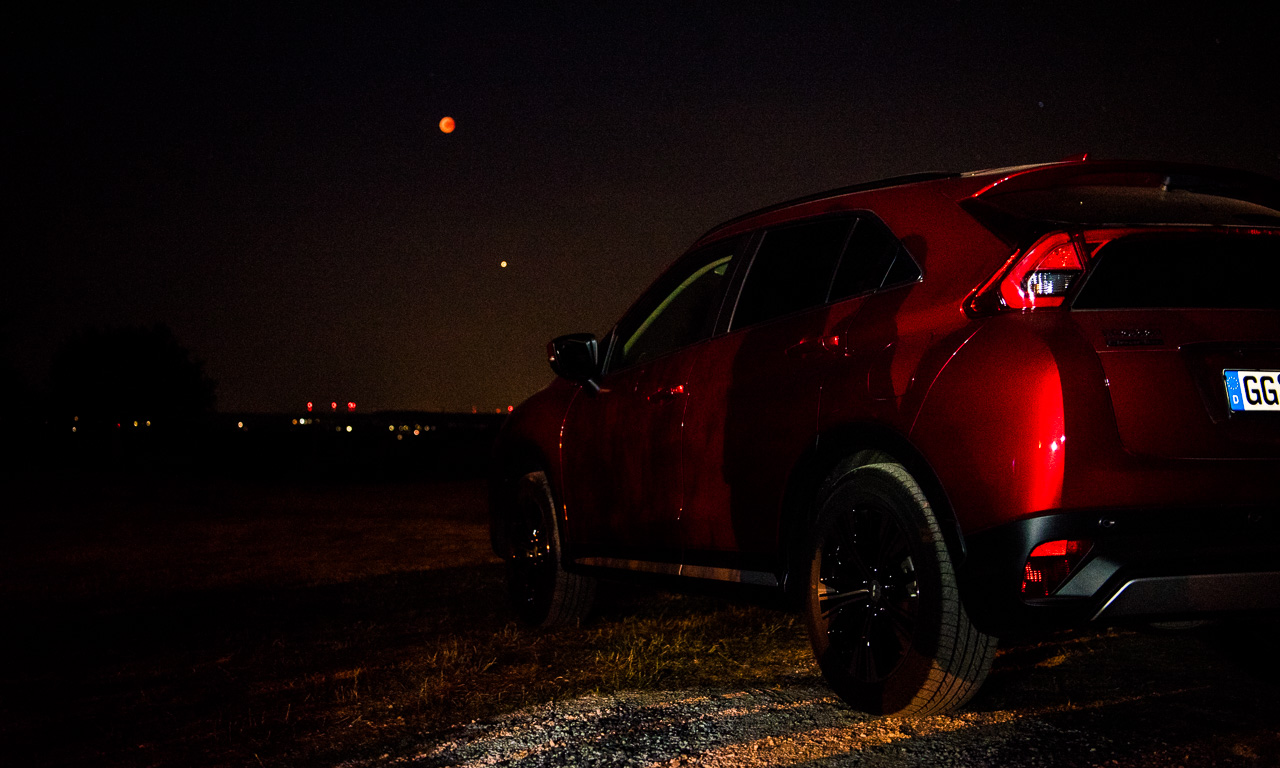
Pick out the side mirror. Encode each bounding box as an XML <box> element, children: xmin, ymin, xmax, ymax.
<box><xmin>547</xmin><ymin>333</ymin><xmax>602</xmax><ymax>393</ymax></box>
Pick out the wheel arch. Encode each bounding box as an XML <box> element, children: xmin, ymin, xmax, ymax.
<box><xmin>778</xmin><ymin>420</ymin><xmax>967</xmax><ymax>604</ymax></box>
<box><xmin>488</xmin><ymin>434</ymin><xmax>560</xmax><ymax>559</ymax></box>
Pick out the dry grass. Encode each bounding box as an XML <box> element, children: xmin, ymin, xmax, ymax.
<box><xmin>0</xmin><ymin>472</ymin><xmax>814</xmax><ymax>767</ymax></box>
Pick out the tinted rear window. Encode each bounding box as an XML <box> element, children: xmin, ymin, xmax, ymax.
<box><xmin>1073</xmin><ymin>234</ymin><xmax>1280</xmax><ymax>310</ymax></box>
<box><xmin>731</xmin><ymin>218</ymin><xmax>852</xmax><ymax>329</ymax></box>
<box><xmin>829</xmin><ymin>216</ymin><xmax>921</xmax><ymax>301</ymax></box>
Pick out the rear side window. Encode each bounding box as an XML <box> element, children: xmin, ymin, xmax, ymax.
<box><xmin>731</xmin><ymin>218</ymin><xmax>852</xmax><ymax>329</ymax></box>
<box><xmin>1073</xmin><ymin>234</ymin><xmax>1280</xmax><ymax>310</ymax></box>
<box><xmin>829</xmin><ymin>215</ymin><xmax>921</xmax><ymax>301</ymax></box>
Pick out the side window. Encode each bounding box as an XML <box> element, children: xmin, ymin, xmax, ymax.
<box><xmin>829</xmin><ymin>215</ymin><xmax>921</xmax><ymax>302</ymax></box>
<box><xmin>610</xmin><ymin>238</ymin><xmax>740</xmax><ymax>371</ymax></box>
<box><xmin>730</xmin><ymin>217</ymin><xmax>853</xmax><ymax>330</ymax></box>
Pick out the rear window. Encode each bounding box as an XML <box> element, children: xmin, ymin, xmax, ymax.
<box><xmin>1073</xmin><ymin>233</ymin><xmax>1280</xmax><ymax>310</ymax></box>
<box><xmin>731</xmin><ymin>218</ymin><xmax>851</xmax><ymax>329</ymax></box>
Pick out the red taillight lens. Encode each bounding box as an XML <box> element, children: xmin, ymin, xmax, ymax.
<box><xmin>1021</xmin><ymin>539</ymin><xmax>1092</xmax><ymax>598</ymax></box>
<box><xmin>968</xmin><ymin>231</ymin><xmax>1086</xmax><ymax>314</ymax></box>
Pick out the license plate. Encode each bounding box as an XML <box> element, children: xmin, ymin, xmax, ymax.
<box><xmin>1224</xmin><ymin>370</ymin><xmax>1280</xmax><ymax>412</ymax></box>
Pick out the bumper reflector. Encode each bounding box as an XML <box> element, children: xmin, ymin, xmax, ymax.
<box><xmin>1022</xmin><ymin>539</ymin><xmax>1092</xmax><ymax>598</ymax></box>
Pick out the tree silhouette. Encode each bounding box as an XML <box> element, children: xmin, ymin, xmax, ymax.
<box><xmin>48</xmin><ymin>324</ymin><xmax>216</xmax><ymax>431</ymax></box>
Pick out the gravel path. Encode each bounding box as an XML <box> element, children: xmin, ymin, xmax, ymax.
<box><xmin>376</xmin><ymin>686</ymin><xmax>1077</xmax><ymax>768</ymax></box>
<box><xmin>336</xmin><ymin>625</ymin><xmax>1278</xmax><ymax>768</ymax></box>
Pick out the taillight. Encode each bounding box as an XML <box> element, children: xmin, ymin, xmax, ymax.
<box><xmin>967</xmin><ymin>226</ymin><xmax>1186</xmax><ymax>316</ymax></box>
<box><xmin>1021</xmin><ymin>539</ymin><xmax>1092</xmax><ymax>598</ymax></box>
<box><xmin>967</xmin><ymin>231</ymin><xmax>1087</xmax><ymax>314</ymax></box>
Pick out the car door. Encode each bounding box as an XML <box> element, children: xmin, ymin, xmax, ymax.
<box><xmin>680</xmin><ymin>214</ymin><xmax>922</xmax><ymax>579</ymax></box>
<box><xmin>679</xmin><ymin>217</ymin><xmax>855</xmax><ymax>578</ymax></box>
<box><xmin>559</xmin><ymin>238</ymin><xmax>742</xmax><ymax>567</ymax></box>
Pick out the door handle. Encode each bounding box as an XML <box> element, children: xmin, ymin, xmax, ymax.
<box><xmin>646</xmin><ymin>384</ymin><xmax>686</xmax><ymax>402</ymax></box>
<box><xmin>785</xmin><ymin>334</ymin><xmax>847</xmax><ymax>359</ymax></box>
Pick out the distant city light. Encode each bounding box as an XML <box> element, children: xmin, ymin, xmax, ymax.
<box><xmin>507</xmin><ymin>405</ymin><xmax>514</xmax><ymax>412</ymax></box>
<box><xmin>388</xmin><ymin>424</ymin><xmax>395</xmax><ymax>431</ymax></box>
<box><xmin>347</xmin><ymin>401</ymin><xmax>356</xmax><ymax>411</ymax></box>
<box><xmin>237</xmin><ymin>421</ymin><xmax>244</xmax><ymax>429</ymax></box>
<box><xmin>331</xmin><ymin>402</ymin><xmax>337</xmax><ymax>411</ymax></box>
<box><xmin>500</xmin><ymin>260</ymin><xmax>508</xmax><ymax>268</ymax></box>
<box><xmin>346</xmin><ymin>425</ymin><xmax>353</xmax><ymax>433</ymax></box>
<box><xmin>307</xmin><ymin>402</ymin><xmax>313</xmax><ymax>412</ymax></box>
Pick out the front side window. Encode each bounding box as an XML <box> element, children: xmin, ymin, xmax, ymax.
<box><xmin>610</xmin><ymin>238</ymin><xmax>741</xmax><ymax>371</ymax></box>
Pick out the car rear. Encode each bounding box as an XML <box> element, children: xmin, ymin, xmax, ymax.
<box><xmin>931</xmin><ymin>161</ymin><xmax>1280</xmax><ymax>634</ymax></box>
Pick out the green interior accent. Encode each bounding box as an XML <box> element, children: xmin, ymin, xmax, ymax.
<box><xmin>623</xmin><ymin>255</ymin><xmax>731</xmax><ymax>357</ymax></box>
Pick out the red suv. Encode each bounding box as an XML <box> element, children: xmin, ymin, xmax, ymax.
<box><xmin>489</xmin><ymin>158</ymin><xmax>1280</xmax><ymax>716</ymax></box>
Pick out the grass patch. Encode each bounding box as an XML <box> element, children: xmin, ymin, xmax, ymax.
<box><xmin>0</xmin><ymin>475</ymin><xmax>816</xmax><ymax>767</ymax></box>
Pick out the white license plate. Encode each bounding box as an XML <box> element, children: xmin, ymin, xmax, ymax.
<box><xmin>1224</xmin><ymin>370</ymin><xmax>1280</xmax><ymax>412</ymax></box>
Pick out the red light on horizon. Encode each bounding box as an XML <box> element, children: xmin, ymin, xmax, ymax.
<box><xmin>507</xmin><ymin>405</ymin><xmax>514</xmax><ymax>412</ymax></box>
<box><xmin>306</xmin><ymin>401</ymin><xmax>313</xmax><ymax>412</ymax></box>
<box><xmin>331</xmin><ymin>402</ymin><xmax>338</xmax><ymax>411</ymax></box>
<box><xmin>347</xmin><ymin>401</ymin><xmax>357</xmax><ymax>411</ymax></box>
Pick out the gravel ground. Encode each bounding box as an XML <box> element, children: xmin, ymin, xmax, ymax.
<box><xmin>339</xmin><ymin>625</ymin><xmax>1279</xmax><ymax>768</ymax></box>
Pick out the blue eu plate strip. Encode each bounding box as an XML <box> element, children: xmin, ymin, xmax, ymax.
<box><xmin>1224</xmin><ymin>370</ymin><xmax>1244</xmax><ymax>412</ymax></box>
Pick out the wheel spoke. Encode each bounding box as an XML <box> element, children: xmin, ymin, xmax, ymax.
<box><xmin>858</xmin><ymin>609</ymin><xmax>879</xmax><ymax>681</ymax></box>
<box><xmin>839</xmin><ymin>514</ymin><xmax>872</xmax><ymax>579</ymax></box>
<box><xmin>820</xmin><ymin>588</ymin><xmax>871</xmax><ymax>617</ymax></box>
<box><xmin>870</xmin><ymin>611</ymin><xmax>905</xmax><ymax>678</ymax></box>
<box><xmin>883</xmin><ymin>602</ymin><xmax>915</xmax><ymax>652</ymax></box>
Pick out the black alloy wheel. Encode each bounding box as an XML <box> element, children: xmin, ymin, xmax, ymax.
<box><xmin>817</xmin><ymin>501</ymin><xmax>921</xmax><ymax>685</ymax></box>
<box><xmin>504</xmin><ymin>471</ymin><xmax>596</xmax><ymax>628</ymax></box>
<box><xmin>805</xmin><ymin>462</ymin><xmax>997</xmax><ymax>717</ymax></box>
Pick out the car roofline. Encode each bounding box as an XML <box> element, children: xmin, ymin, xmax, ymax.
<box><xmin>693</xmin><ymin>172</ymin><xmax>958</xmax><ymax>244</ymax></box>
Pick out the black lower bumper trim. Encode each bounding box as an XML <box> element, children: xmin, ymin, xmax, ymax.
<box><xmin>958</xmin><ymin>505</ymin><xmax>1280</xmax><ymax>636</ymax></box>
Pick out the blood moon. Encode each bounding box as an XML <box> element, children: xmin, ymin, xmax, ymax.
<box><xmin>439</xmin><ymin>116</ymin><xmax>456</xmax><ymax>134</ymax></box>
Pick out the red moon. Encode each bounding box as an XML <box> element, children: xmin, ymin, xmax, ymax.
<box><xmin>439</xmin><ymin>116</ymin><xmax>455</xmax><ymax>133</ymax></box>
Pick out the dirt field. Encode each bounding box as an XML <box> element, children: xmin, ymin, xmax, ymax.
<box><xmin>1</xmin><ymin>473</ymin><xmax>1276</xmax><ymax>767</ymax></box>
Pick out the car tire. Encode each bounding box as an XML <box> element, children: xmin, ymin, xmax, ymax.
<box><xmin>804</xmin><ymin>462</ymin><xmax>996</xmax><ymax>717</ymax></box>
<box><xmin>504</xmin><ymin>470</ymin><xmax>596</xmax><ymax>628</ymax></box>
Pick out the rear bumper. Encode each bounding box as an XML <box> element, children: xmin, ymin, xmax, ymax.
<box><xmin>959</xmin><ymin>504</ymin><xmax>1280</xmax><ymax>636</ymax></box>
<box><xmin>1092</xmin><ymin>571</ymin><xmax>1280</xmax><ymax>620</ymax></box>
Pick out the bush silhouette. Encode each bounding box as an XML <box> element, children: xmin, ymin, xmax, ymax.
<box><xmin>48</xmin><ymin>324</ymin><xmax>216</xmax><ymax>432</ymax></box>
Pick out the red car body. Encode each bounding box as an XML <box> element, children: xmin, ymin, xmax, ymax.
<box><xmin>490</xmin><ymin>158</ymin><xmax>1280</xmax><ymax>714</ymax></box>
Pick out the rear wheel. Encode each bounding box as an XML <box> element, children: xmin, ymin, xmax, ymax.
<box><xmin>504</xmin><ymin>471</ymin><xmax>596</xmax><ymax>627</ymax></box>
<box><xmin>804</xmin><ymin>462</ymin><xmax>996</xmax><ymax>716</ymax></box>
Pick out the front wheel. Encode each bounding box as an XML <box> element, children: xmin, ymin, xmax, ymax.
<box><xmin>804</xmin><ymin>462</ymin><xmax>996</xmax><ymax>717</ymax></box>
<box><xmin>504</xmin><ymin>471</ymin><xmax>596</xmax><ymax>628</ymax></box>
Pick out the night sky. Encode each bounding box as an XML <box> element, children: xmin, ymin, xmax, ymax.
<box><xmin>10</xmin><ymin>2</ymin><xmax>1279</xmax><ymax>413</ymax></box>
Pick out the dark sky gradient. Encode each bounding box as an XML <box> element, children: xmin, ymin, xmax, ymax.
<box><xmin>10</xmin><ymin>2</ymin><xmax>1279</xmax><ymax>412</ymax></box>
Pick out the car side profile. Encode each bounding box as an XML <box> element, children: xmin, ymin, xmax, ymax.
<box><xmin>488</xmin><ymin>157</ymin><xmax>1280</xmax><ymax>716</ymax></box>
